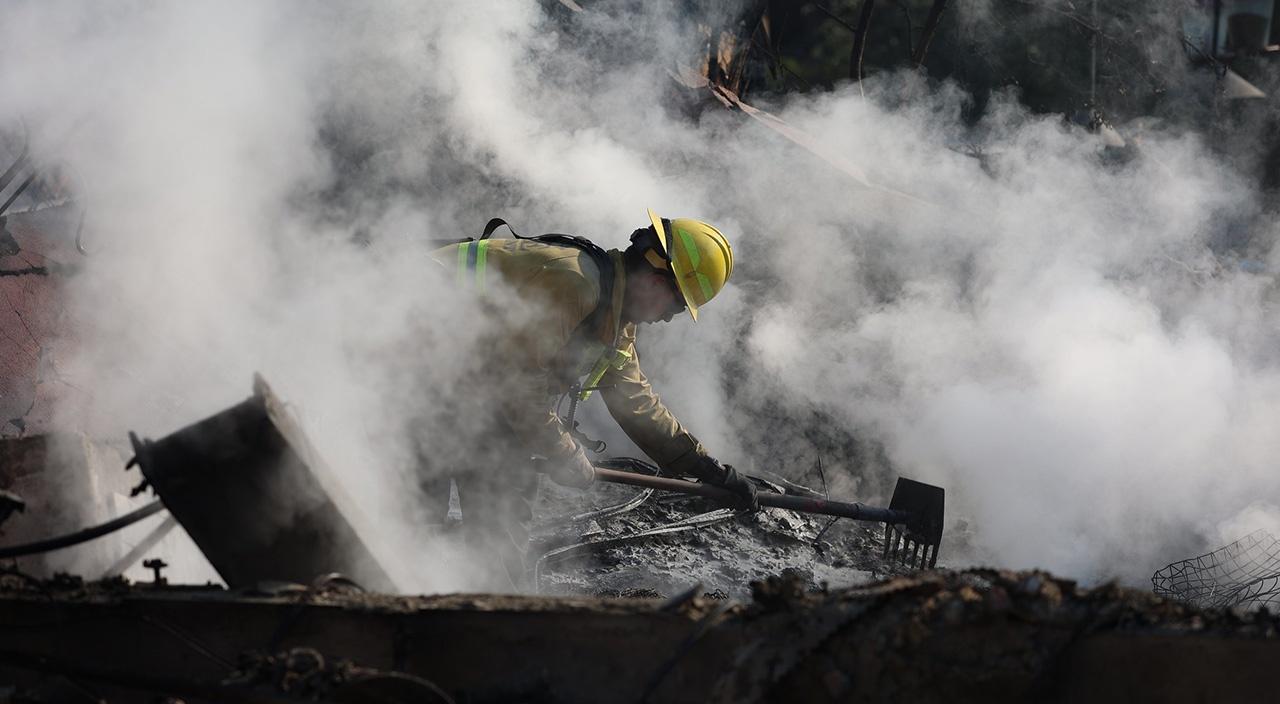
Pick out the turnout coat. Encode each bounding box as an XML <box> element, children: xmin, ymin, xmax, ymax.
<box><xmin>432</xmin><ymin>238</ymin><xmax>708</xmax><ymax>475</ymax></box>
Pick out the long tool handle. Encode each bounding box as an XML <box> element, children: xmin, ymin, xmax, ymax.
<box><xmin>592</xmin><ymin>468</ymin><xmax>909</xmax><ymax>524</ymax></box>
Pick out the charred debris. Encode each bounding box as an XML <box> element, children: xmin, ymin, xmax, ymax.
<box><xmin>0</xmin><ymin>559</ymin><xmax>1278</xmax><ymax>703</ymax></box>
<box><xmin>0</xmin><ymin>377</ymin><xmax>1277</xmax><ymax>703</ymax></box>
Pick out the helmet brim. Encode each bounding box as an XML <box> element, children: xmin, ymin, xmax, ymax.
<box><xmin>646</xmin><ymin>208</ymin><xmax>699</xmax><ymax>322</ymax></box>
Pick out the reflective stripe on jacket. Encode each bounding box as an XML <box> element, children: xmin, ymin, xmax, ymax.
<box><xmin>431</xmin><ymin>238</ymin><xmax>706</xmax><ymax>474</ymax></box>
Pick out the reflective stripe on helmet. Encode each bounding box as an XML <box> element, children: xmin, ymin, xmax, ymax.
<box><xmin>675</xmin><ymin>227</ymin><xmax>715</xmax><ymax>303</ymax></box>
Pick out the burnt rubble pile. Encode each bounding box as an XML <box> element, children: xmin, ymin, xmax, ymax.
<box><xmin>221</xmin><ymin>647</ymin><xmax>453</xmax><ymax>704</ymax></box>
<box><xmin>533</xmin><ymin>476</ymin><xmax>904</xmax><ymax>598</ymax></box>
<box><xmin>769</xmin><ymin>569</ymin><xmax>1280</xmax><ymax>702</ymax></box>
<box><xmin>0</xmin><ymin>566</ymin><xmax>1277</xmax><ymax>703</ymax></box>
<box><xmin>5</xmin><ymin>379</ymin><xmax>1278</xmax><ymax>701</ymax></box>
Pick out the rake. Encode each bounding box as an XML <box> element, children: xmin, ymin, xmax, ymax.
<box><xmin>592</xmin><ymin>468</ymin><xmax>945</xmax><ymax>569</ymax></box>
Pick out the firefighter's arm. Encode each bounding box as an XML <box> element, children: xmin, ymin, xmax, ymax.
<box><xmin>598</xmin><ymin>323</ymin><xmax>708</xmax><ymax>475</ymax></box>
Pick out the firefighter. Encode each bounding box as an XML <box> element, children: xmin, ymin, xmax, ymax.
<box><xmin>428</xmin><ymin>209</ymin><xmax>756</xmax><ymax>586</ymax></box>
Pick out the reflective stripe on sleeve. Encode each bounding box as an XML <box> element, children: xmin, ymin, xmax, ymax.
<box><xmin>454</xmin><ymin>240</ymin><xmax>491</xmax><ymax>292</ymax></box>
<box><xmin>456</xmin><ymin>242</ymin><xmax>470</xmax><ymax>286</ymax></box>
<box><xmin>474</xmin><ymin>239</ymin><xmax>489</xmax><ymax>293</ymax></box>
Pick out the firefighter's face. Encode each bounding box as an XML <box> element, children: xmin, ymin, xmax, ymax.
<box><xmin>627</xmin><ymin>269</ymin><xmax>686</xmax><ymax>324</ymax></box>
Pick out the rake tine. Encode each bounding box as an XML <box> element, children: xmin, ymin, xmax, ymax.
<box><xmin>886</xmin><ymin>477</ymin><xmax>945</xmax><ymax>570</ymax></box>
<box><xmin>881</xmin><ymin>520</ymin><xmax>945</xmax><ymax>570</ymax></box>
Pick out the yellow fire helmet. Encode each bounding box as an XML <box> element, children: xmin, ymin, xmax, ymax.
<box><xmin>647</xmin><ymin>208</ymin><xmax>734</xmax><ymax>322</ymax></box>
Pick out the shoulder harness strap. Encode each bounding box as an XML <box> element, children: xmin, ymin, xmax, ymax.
<box><xmin>478</xmin><ymin>218</ymin><xmax>616</xmax><ymax>341</ymax></box>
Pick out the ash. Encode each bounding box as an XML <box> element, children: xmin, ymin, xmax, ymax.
<box><xmin>530</xmin><ymin>477</ymin><xmax>913</xmax><ymax>599</ymax></box>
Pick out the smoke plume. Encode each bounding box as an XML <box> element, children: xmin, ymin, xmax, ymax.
<box><xmin>2</xmin><ymin>0</ymin><xmax>1277</xmax><ymax>589</ymax></box>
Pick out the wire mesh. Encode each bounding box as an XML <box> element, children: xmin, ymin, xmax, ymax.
<box><xmin>1152</xmin><ymin>530</ymin><xmax>1280</xmax><ymax>611</ymax></box>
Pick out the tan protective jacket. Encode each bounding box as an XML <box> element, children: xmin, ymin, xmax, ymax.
<box><xmin>433</xmin><ymin>238</ymin><xmax>707</xmax><ymax>475</ymax></box>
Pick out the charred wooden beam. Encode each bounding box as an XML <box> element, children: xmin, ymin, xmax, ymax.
<box><xmin>0</xmin><ymin>569</ymin><xmax>1277</xmax><ymax>703</ymax></box>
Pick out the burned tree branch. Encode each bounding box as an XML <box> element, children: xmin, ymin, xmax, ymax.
<box><xmin>748</xmin><ymin>33</ymin><xmax>813</xmax><ymax>90</ymax></box>
<box><xmin>1009</xmin><ymin>0</ymin><xmax>1103</xmax><ymax>34</ymax></box>
<box><xmin>895</xmin><ymin>0</ymin><xmax>915</xmax><ymax>59</ymax></box>
<box><xmin>911</xmin><ymin>0</ymin><xmax>949</xmax><ymax>68</ymax></box>
<box><xmin>850</xmin><ymin>0</ymin><xmax>876</xmax><ymax>82</ymax></box>
<box><xmin>809</xmin><ymin>1</ymin><xmax>859</xmax><ymax>34</ymax></box>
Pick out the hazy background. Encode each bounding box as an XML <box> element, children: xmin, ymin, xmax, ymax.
<box><xmin>2</xmin><ymin>0</ymin><xmax>1279</xmax><ymax>589</ymax></box>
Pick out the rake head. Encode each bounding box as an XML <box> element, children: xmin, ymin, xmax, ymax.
<box><xmin>881</xmin><ymin>477</ymin><xmax>945</xmax><ymax>569</ymax></box>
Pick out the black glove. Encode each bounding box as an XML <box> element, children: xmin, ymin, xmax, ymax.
<box><xmin>690</xmin><ymin>456</ymin><xmax>759</xmax><ymax>511</ymax></box>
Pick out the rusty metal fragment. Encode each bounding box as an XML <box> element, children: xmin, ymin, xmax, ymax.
<box><xmin>1153</xmin><ymin>530</ymin><xmax>1280</xmax><ymax>611</ymax></box>
<box><xmin>128</xmin><ymin>375</ymin><xmax>396</xmax><ymax>592</ymax></box>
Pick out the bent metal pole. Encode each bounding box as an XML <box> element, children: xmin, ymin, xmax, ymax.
<box><xmin>592</xmin><ymin>467</ymin><xmax>909</xmax><ymax>525</ymax></box>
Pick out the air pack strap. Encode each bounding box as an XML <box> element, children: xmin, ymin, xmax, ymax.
<box><xmin>473</xmin><ymin>218</ymin><xmax>616</xmax><ymax>345</ymax></box>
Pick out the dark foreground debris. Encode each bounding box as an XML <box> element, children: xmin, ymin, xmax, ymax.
<box><xmin>0</xmin><ymin>567</ymin><xmax>1275</xmax><ymax>703</ymax></box>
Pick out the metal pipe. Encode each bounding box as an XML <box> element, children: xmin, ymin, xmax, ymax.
<box><xmin>0</xmin><ymin>151</ymin><xmax>29</xmax><ymax>196</ymax></box>
<box><xmin>0</xmin><ymin>173</ymin><xmax>35</xmax><ymax>218</ymax></box>
<box><xmin>0</xmin><ymin>500</ymin><xmax>165</xmax><ymax>559</ymax></box>
<box><xmin>592</xmin><ymin>468</ymin><xmax>909</xmax><ymax>524</ymax></box>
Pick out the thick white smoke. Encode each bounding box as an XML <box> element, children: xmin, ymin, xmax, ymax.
<box><xmin>2</xmin><ymin>0</ymin><xmax>1276</xmax><ymax>589</ymax></box>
